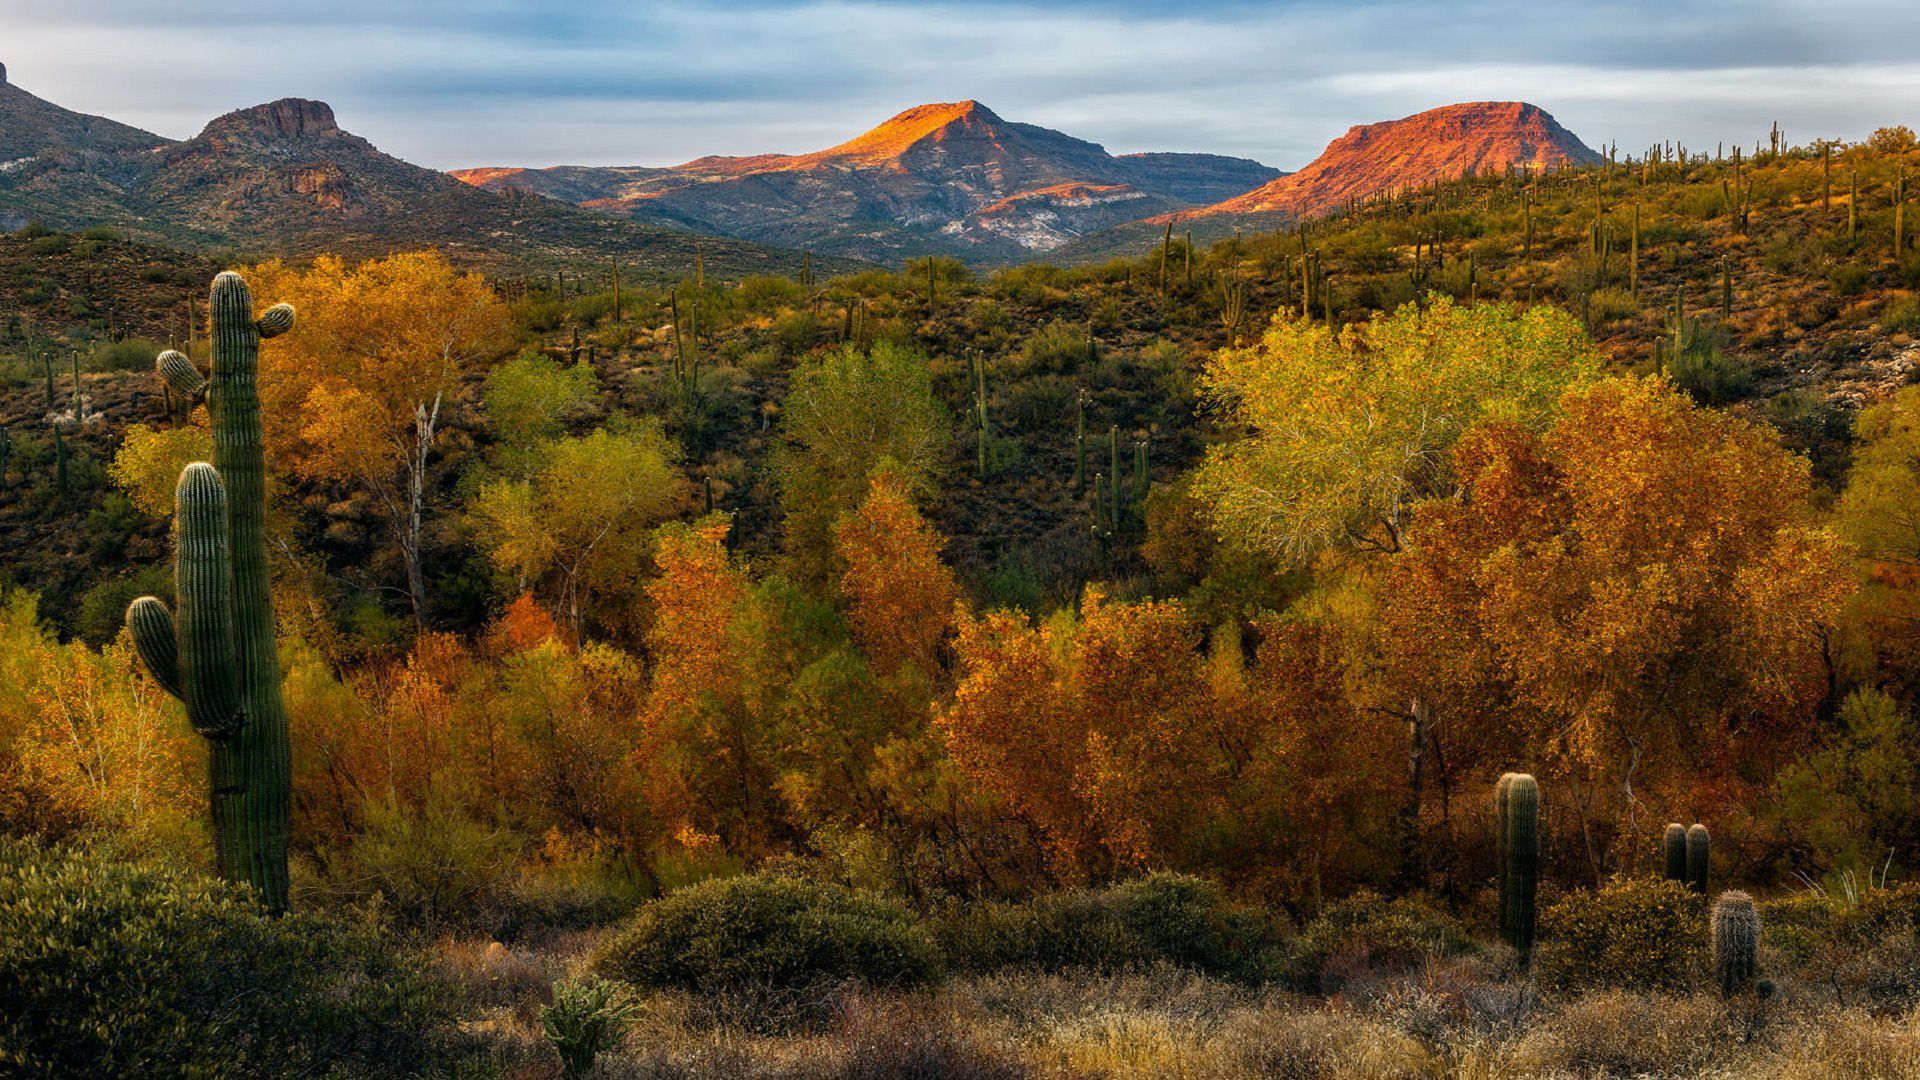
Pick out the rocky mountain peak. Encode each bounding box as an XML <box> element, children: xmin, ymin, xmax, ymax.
<box><xmin>198</xmin><ymin>98</ymin><xmax>341</xmax><ymax>143</ymax></box>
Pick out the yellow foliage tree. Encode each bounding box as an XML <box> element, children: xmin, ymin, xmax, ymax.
<box><xmin>248</xmin><ymin>252</ymin><xmax>511</xmax><ymax>625</ymax></box>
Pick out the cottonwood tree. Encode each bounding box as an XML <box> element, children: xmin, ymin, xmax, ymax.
<box><xmin>1381</xmin><ymin>377</ymin><xmax>1851</xmax><ymax>879</ymax></box>
<box><xmin>250</xmin><ymin>253</ymin><xmax>510</xmax><ymax>626</ymax></box>
<box><xmin>1194</xmin><ymin>296</ymin><xmax>1600</xmax><ymax>558</ymax></box>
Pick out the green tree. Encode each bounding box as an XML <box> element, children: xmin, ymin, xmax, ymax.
<box><xmin>776</xmin><ymin>341</ymin><xmax>948</xmax><ymax>590</ymax></box>
<box><xmin>472</xmin><ymin>423</ymin><xmax>683</xmax><ymax>638</ymax></box>
<box><xmin>481</xmin><ymin>352</ymin><xmax>599</xmax><ymax>477</ymax></box>
<box><xmin>1193</xmin><ymin>296</ymin><xmax>1601</xmax><ymax>557</ymax></box>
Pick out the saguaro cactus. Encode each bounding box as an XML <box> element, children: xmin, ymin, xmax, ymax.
<box><xmin>1686</xmin><ymin>823</ymin><xmax>1711</xmax><ymax>894</ymax></box>
<box><xmin>127</xmin><ymin>271</ymin><xmax>297</xmax><ymax>913</ymax></box>
<box><xmin>1497</xmin><ymin>773</ymin><xmax>1540</xmax><ymax>966</ymax></box>
<box><xmin>1663</xmin><ymin>823</ymin><xmax>1688</xmax><ymax>883</ymax></box>
<box><xmin>1712</xmin><ymin>890</ymin><xmax>1760</xmax><ymax>996</ymax></box>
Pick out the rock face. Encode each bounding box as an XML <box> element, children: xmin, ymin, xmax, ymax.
<box><xmin>1174</xmin><ymin>102</ymin><xmax>1600</xmax><ymax>222</ymax></box>
<box><xmin>452</xmin><ymin>101</ymin><xmax>1283</xmax><ymax>262</ymax></box>
<box><xmin>0</xmin><ymin>83</ymin><xmax>830</xmax><ymax>276</ymax></box>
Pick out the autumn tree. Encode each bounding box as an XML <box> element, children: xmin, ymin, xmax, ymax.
<box><xmin>1381</xmin><ymin>377</ymin><xmax>1851</xmax><ymax>878</ymax></box>
<box><xmin>941</xmin><ymin>590</ymin><xmax>1226</xmax><ymax>878</ymax></box>
<box><xmin>776</xmin><ymin>341</ymin><xmax>948</xmax><ymax>590</ymax></box>
<box><xmin>472</xmin><ymin>421</ymin><xmax>684</xmax><ymax>639</ymax></box>
<box><xmin>1835</xmin><ymin>384</ymin><xmax>1920</xmax><ymax>700</ymax></box>
<box><xmin>108</xmin><ymin>421</ymin><xmax>212</xmax><ymax>516</ymax></box>
<box><xmin>1194</xmin><ymin>296</ymin><xmax>1600</xmax><ymax>558</ymax></box>
<box><xmin>834</xmin><ymin>465</ymin><xmax>960</xmax><ymax>681</ymax></box>
<box><xmin>481</xmin><ymin>352</ymin><xmax>600</xmax><ymax>477</ymax></box>
<box><xmin>248</xmin><ymin>252</ymin><xmax>511</xmax><ymax>625</ymax></box>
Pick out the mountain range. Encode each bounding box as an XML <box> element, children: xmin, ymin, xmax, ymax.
<box><xmin>451</xmin><ymin>101</ymin><xmax>1284</xmax><ymax>262</ymax></box>
<box><xmin>0</xmin><ymin>60</ymin><xmax>1602</xmax><ymax>272</ymax></box>
<box><xmin>0</xmin><ymin>67</ymin><xmax>826</xmax><ymax>278</ymax></box>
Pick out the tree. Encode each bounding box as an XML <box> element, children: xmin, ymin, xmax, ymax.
<box><xmin>248</xmin><ymin>253</ymin><xmax>510</xmax><ymax>625</ymax></box>
<box><xmin>833</xmin><ymin>465</ymin><xmax>959</xmax><ymax>681</ymax></box>
<box><xmin>472</xmin><ymin>422</ymin><xmax>684</xmax><ymax>639</ymax></box>
<box><xmin>1381</xmin><ymin>377</ymin><xmax>1851</xmax><ymax>878</ymax></box>
<box><xmin>1193</xmin><ymin>296</ymin><xmax>1600</xmax><ymax>558</ymax></box>
<box><xmin>108</xmin><ymin>421</ymin><xmax>212</xmax><ymax>517</ymax></box>
<box><xmin>776</xmin><ymin>341</ymin><xmax>948</xmax><ymax>590</ymax></box>
<box><xmin>481</xmin><ymin>352</ymin><xmax>599</xmax><ymax>477</ymax></box>
<box><xmin>1835</xmin><ymin>385</ymin><xmax>1920</xmax><ymax>700</ymax></box>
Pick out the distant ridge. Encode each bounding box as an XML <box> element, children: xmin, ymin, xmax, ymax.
<box><xmin>0</xmin><ymin>75</ymin><xmax>844</xmax><ymax>277</ymax></box>
<box><xmin>452</xmin><ymin>101</ymin><xmax>1284</xmax><ymax>262</ymax></box>
<box><xmin>1172</xmin><ymin>101</ymin><xmax>1600</xmax><ymax>222</ymax></box>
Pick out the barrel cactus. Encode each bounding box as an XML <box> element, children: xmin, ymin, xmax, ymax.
<box><xmin>1712</xmin><ymin>890</ymin><xmax>1760</xmax><ymax>996</ymax></box>
<box><xmin>126</xmin><ymin>271</ymin><xmax>297</xmax><ymax>913</ymax></box>
<box><xmin>1497</xmin><ymin>772</ymin><xmax>1539</xmax><ymax>966</ymax></box>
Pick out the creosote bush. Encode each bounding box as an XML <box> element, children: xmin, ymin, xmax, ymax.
<box><xmin>1290</xmin><ymin>889</ymin><xmax>1473</xmax><ymax>991</ymax></box>
<box><xmin>1534</xmin><ymin>876</ymin><xmax>1705</xmax><ymax>993</ymax></box>
<box><xmin>933</xmin><ymin>871</ymin><xmax>1289</xmax><ymax>984</ymax></box>
<box><xmin>593</xmin><ymin>872</ymin><xmax>943</xmax><ymax>1026</ymax></box>
<box><xmin>0</xmin><ymin>838</ymin><xmax>463</xmax><ymax>1076</ymax></box>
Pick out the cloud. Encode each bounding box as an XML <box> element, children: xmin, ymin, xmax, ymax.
<box><xmin>1</xmin><ymin>0</ymin><xmax>1915</xmax><ymax>170</ymax></box>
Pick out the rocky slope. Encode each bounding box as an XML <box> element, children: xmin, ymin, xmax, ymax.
<box><xmin>452</xmin><ymin>101</ymin><xmax>1283</xmax><ymax>262</ymax></box>
<box><xmin>1175</xmin><ymin>101</ymin><xmax>1600</xmax><ymax>221</ymax></box>
<box><xmin>0</xmin><ymin>74</ymin><xmax>836</xmax><ymax>278</ymax></box>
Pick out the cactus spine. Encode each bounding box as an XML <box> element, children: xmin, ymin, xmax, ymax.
<box><xmin>1712</xmin><ymin>890</ymin><xmax>1760</xmax><ymax>996</ymax></box>
<box><xmin>1664</xmin><ymin>823</ymin><xmax>1688</xmax><ymax>883</ymax></box>
<box><xmin>1497</xmin><ymin>772</ymin><xmax>1540</xmax><ymax>966</ymax></box>
<box><xmin>127</xmin><ymin>272</ymin><xmax>297</xmax><ymax>913</ymax></box>
<box><xmin>1686</xmin><ymin>823</ymin><xmax>1710</xmax><ymax>894</ymax></box>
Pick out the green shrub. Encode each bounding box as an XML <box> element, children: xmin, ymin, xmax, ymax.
<box><xmin>1535</xmin><ymin>876</ymin><xmax>1705</xmax><ymax>993</ymax></box>
<box><xmin>594</xmin><ymin>873</ymin><xmax>943</xmax><ymax>1005</ymax></box>
<box><xmin>91</xmin><ymin>337</ymin><xmax>167</xmax><ymax>372</ymax></box>
<box><xmin>0</xmin><ymin>837</ymin><xmax>463</xmax><ymax>1076</ymax></box>
<box><xmin>1763</xmin><ymin>883</ymin><xmax>1920</xmax><ymax>1007</ymax></box>
<box><xmin>542</xmin><ymin>974</ymin><xmax>636</xmax><ymax>1079</ymax></box>
<box><xmin>1290</xmin><ymin>889</ymin><xmax>1473</xmax><ymax>990</ymax></box>
<box><xmin>307</xmin><ymin>792</ymin><xmax>526</xmax><ymax>938</ymax></box>
<box><xmin>935</xmin><ymin>872</ymin><xmax>1288</xmax><ymax>984</ymax></box>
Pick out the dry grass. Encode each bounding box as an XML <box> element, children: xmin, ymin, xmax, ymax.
<box><xmin>430</xmin><ymin>933</ymin><xmax>1920</xmax><ymax>1079</ymax></box>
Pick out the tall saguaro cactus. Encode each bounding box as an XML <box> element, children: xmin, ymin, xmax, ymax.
<box><xmin>1497</xmin><ymin>773</ymin><xmax>1540</xmax><ymax>966</ymax></box>
<box><xmin>127</xmin><ymin>271</ymin><xmax>297</xmax><ymax>913</ymax></box>
<box><xmin>1686</xmin><ymin>823</ymin><xmax>1711</xmax><ymax>894</ymax></box>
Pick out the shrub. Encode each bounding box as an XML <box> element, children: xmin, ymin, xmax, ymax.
<box><xmin>1290</xmin><ymin>890</ymin><xmax>1473</xmax><ymax>991</ymax></box>
<box><xmin>936</xmin><ymin>872</ymin><xmax>1289</xmax><ymax>984</ymax></box>
<box><xmin>1763</xmin><ymin>883</ymin><xmax>1920</xmax><ymax>1008</ymax></box>
<box><xmin>91</xmin><ymin>336</ymin><xmax>166</xmax><ymax>372</ymax></box>
<box><xmin>542</xmin><ymin>974</ymin><xmax>636</xmax><ymax>1079</ymax></box>
<box><xmin>0</xmin><ymin>838</ymin><xmax>463</xmax><ymax>1076</ymax></box>
<box><xmin>307</xmin><ymin>792</ymin><xmax>526</xmax><ymax>938</ymax></box>
<box><xmin>594</xmin><ymin>873</ymin><xmax>943</xmax><ymax>1007</ymax></box>
<box><xmin>1534</xmin><ymin>876</ymin><xmax>1705</xmax><ymax>993</ymax></box>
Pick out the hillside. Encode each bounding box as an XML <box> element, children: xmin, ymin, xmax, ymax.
<box><xmin>7</xmin><ymin>126</ymin><xmax>1920</xmax><ymax>631</ymax></box>
<box><xmin>451</xmin><ymin>101</ymin><xmax>1284</xmax><ymax>262</ymax></box>
<box><xmin>0</xmin><ymin>76</ymin><xmax>847</xmax><ymax>279</ymax></box>
<box><xmin>1057</xmin><ymin>101</ymin><xmax>1602</xmax><ymax>262</ymax></box>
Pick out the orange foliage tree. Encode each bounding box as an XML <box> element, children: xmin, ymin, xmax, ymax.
<box><xmin>1382</xmin><ymin>377</ymin><xmax>1852</xmax><ymax>878</ymax></box>
<box><xmin>834</xmin><ymin>465</ymin><xmax>959</xmax><ymax>682</ymax></box>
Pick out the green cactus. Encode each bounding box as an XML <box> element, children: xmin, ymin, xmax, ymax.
<box><xmin>126</xmin><ymin>271</ymin><xmax>297</xmax><ymax>913</ymax></box>
<box><xmin>52</xmin><ymin>423</ymin><xmax>66</xmax><ymax>494</ymax></box>
<box><xmin>1664</xmin><ymin>823</ymin><xmax>1688</xmax><ymax>883</ymax></box>
<box><xmin>1134</xmin><ymin>439</ymin><xmax>1149</xmax><ymax>508</ymax></box>
<box><xmin>1712</xmin><ymin>890</ymin><xmax>1760</xmax><ymax>996</ymax></box>
<box><xmin>1108</xmin><ymin>424</ymin><xmax>1121</xmax><ymax>528</ymax></box>
<box><xmin>1722</xmin><ymin>258</ymin><xmax>1734</xmax><ymax>321</ymax></box>
<box><xmin>1073</xmin><ymin>390</ymin><xmax>1086</xmax><ymax>491</ymax></box>
<box><xmin>1686</xmin><ymin>823</ymin><xmax>1711</xmax><ymax>894</ymax></box>
<box><xmin>0</xmin><ymin>427</ymin><xmax>10</xmax><ymax>486</ymax></box>
<box><xmin>974</xmin><ymin>350</ymin><xmax>989</xmax><ymax>478</ymax></box>
<box><xmin>1850</xmin><ymin>169</ymin><xmax>1859</xmax><ymax>239</ymax></box>
<box><xmin>1498</xmin><ymin>772</ymin><xmax>1540</xmax><ymax>966</ymax></box>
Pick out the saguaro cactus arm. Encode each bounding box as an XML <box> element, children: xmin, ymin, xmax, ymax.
<box><xmin>156</xmin><ymin>350</ymin><xmax>208</xmax><ymax>403</ymax></box>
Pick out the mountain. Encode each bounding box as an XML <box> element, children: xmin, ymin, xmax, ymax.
<box><xmin>0</xmin><ymin>62</ymin><xmax>168</xmax><ymax>160</ymax></box>
<box><xmin>451</xmin><ymin>101</ymin><xmax>1283</xmax><ymax>262</ymax></box>
<box><xmin>1050</xmin><ymin>101</ymin><xmax>1602</xmax><ymax>263</ymax></box>
<box><xmin>1176</xmin><ymin>101</ymin><xmax>1600</xmax><ymax>222</ymax></box>
<box><xmin>0</xmin><ymin>75</ymin><xmax>837</xmax><ymax>278</ymax></box>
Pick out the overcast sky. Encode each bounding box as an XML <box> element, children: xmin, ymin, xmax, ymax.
<box><xmin>3</xmin><ymin>0</ymin><xmax>1916</xmax><ymax>171</ymax></box>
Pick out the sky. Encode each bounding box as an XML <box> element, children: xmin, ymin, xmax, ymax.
<box><xmin>2</xmin><ymin>0</ymin><xmax>1917</xmax><ymax>172</ymax></box>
